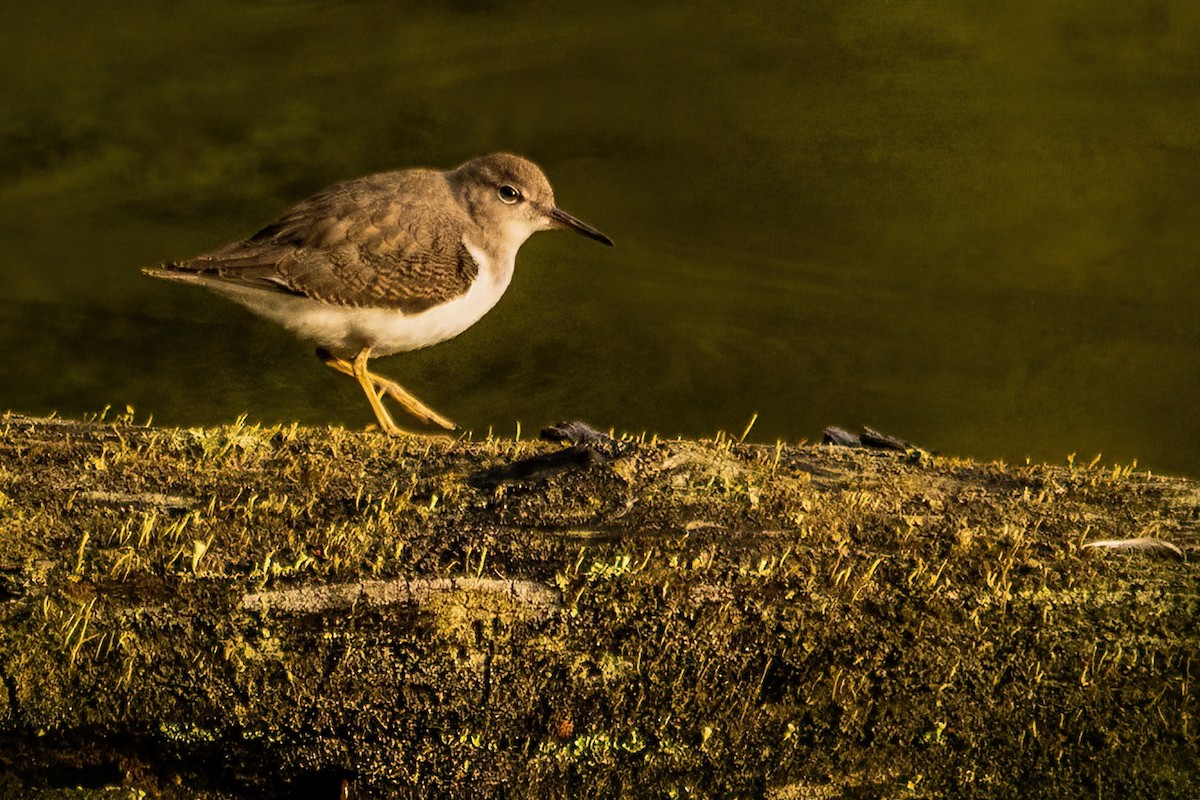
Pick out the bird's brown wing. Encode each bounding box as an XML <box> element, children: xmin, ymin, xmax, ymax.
<box><xmin>159</xmin><ymin>171</ymin><xmax>479</xmax><ymax>314</ymax></box>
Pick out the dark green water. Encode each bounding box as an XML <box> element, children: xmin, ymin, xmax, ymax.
<box><xmin>2</xmin><ymin>1</ymin><xmax>1198</xmax><ymax>475</ymax></box>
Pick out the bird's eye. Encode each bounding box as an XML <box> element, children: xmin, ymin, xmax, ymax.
<box><xmin>497</xmin><ymin>185</ymin><xmax>521</xmax><ymax>204</ymax></box>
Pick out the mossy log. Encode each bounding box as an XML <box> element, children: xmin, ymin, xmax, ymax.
<box><xmin>0</xmin><ymin>412</ymin><xmax>1197</xmax><ymax>799</ymax></box>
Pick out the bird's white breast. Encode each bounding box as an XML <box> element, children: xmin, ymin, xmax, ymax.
<box><xmin>208</xmin><ymin>242</ymin><xmax>515</xmax><ymax>358</ymax></box>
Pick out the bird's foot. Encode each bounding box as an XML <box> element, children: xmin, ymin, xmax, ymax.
<box><xmin>368</xmin><ymin>372</ymin><xmax>456</xmax><ymax>431</ymax></box>
<box><xmin>319</xmin><ymin>348</ymin><xmax>457</xmax><ymax>434</ymax></box>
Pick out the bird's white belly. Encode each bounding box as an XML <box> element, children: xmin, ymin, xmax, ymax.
<box><xmin>209</xmin><ymin>257</ymin><xmax>513</xmax><ymax>358</ymax></box>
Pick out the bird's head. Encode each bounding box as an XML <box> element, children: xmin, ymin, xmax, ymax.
<box><xmin>448</xmin><ymin>153</ymin><xmax>613</xmax><ymax>255</ymax></box>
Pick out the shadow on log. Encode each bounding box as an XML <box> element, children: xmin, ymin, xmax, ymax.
<box><xmin>0</xmin><ymin>412</ymin><xmax>1197</xmax><ymax>798</ymax></box>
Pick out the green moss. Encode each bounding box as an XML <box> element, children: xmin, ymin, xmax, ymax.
<box><xmin>0</xmin><ymin>412</ymin><xmax>1197</xmax><ymax>799</ymax></box>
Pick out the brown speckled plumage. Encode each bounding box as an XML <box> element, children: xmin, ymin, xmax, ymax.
<box><xmin>160</xmin><ymin>170</ymin><xmax>481</xmax><ymax>314</ymax></box>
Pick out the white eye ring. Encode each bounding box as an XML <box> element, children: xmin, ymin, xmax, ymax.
<box><xmin>497</xmin><ymin>185</ymin><xmax>521</xmax><ymax>204</ymax></box>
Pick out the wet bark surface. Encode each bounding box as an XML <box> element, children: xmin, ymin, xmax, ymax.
<box><xmin>0</xmin><ymin>412</ymin><xmax>1197</xmax><ymax>799</ymax></box>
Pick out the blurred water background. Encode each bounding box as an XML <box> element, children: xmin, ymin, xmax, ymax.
<box><xmin>1</xmin><ymin>1</ymin><xmax>1197</xmax><ymax>475</ymax></box>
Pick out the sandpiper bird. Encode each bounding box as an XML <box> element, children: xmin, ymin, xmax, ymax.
<box><xmin>145</xmin><ymin>153</ymin><xmax>613</xmax><ymax>434</ymax></box>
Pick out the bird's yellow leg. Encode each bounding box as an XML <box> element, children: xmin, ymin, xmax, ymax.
<box><xmin>350</xmin><ymin>348</ymin><xmax>402</xmax><ymax>435</ymax></box>
<box><xmin>367</xmin><ymin>372</ymin><xmax>456</xmax><ymax>430</ymax></box>
<box><xmin>319</xmin><ymin>348</ymin><xmax>455</xmax><ymax>432</ymax></box>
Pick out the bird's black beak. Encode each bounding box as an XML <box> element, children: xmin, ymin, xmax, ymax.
<box><xmin>548</xmin><ymin>207</ymin><xmax>614</xmax><ymax>246</ymax></box>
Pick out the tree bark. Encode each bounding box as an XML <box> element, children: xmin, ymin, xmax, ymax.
<box><xmin>0</xmin><ymin>413</ymin><xmax>1196</xmax><ymax>799</ymax></box>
